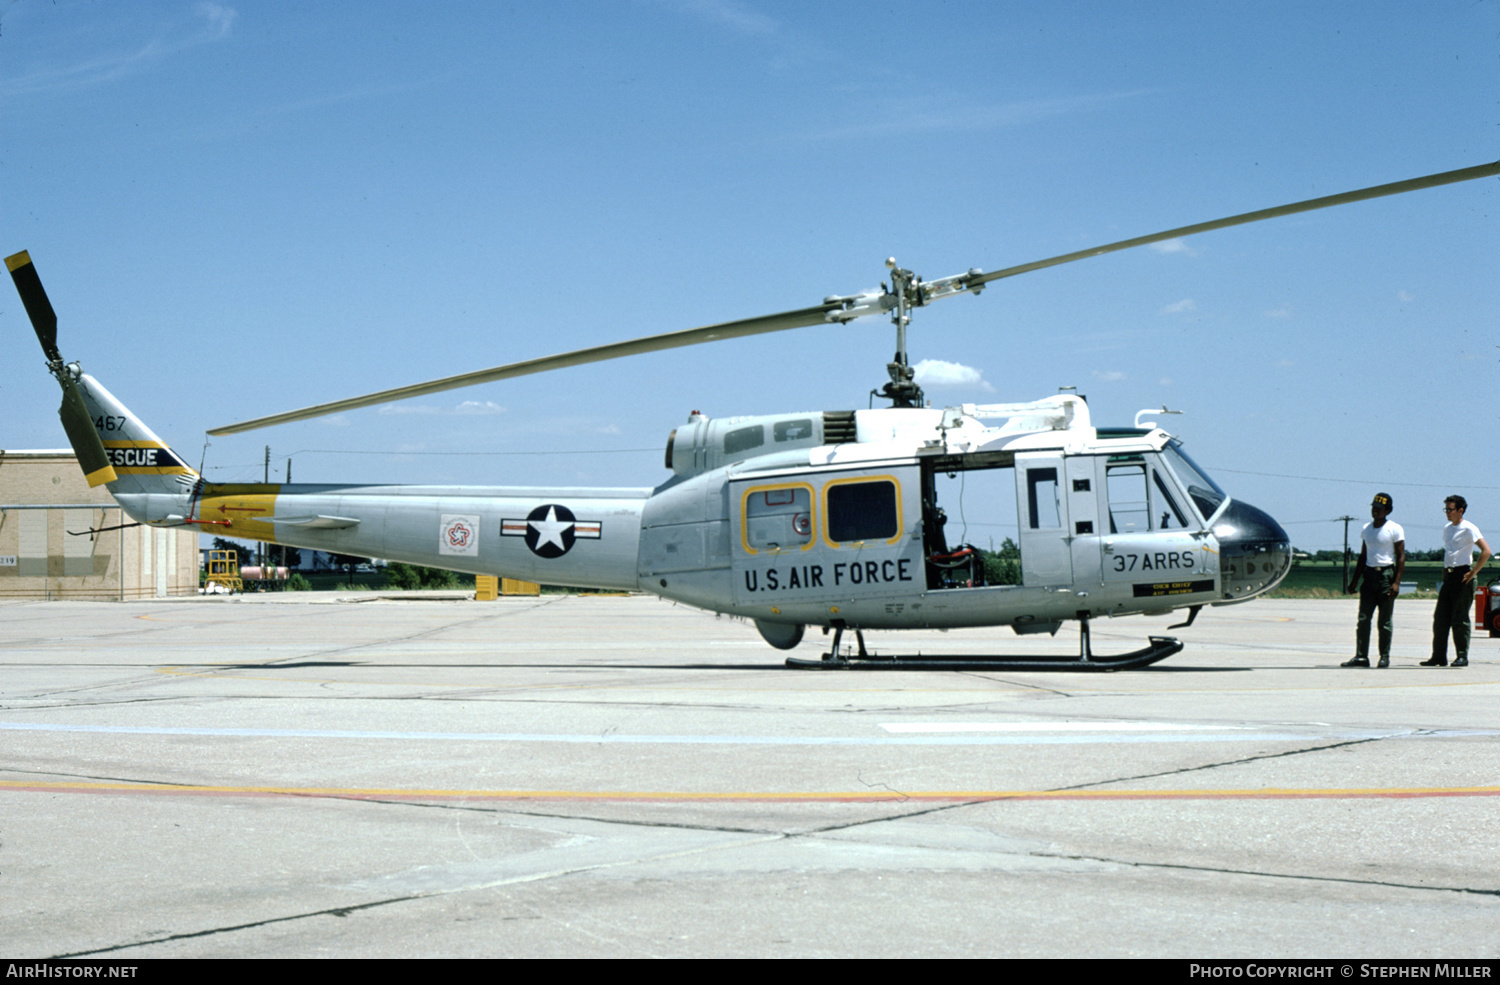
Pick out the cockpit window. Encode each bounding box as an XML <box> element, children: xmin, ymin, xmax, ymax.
<box><xmin>1106</xmin><ymin>463</ymin><xmax>1150</xmax><ymax>533</ymax></box>
<box><xmin>1162</xmin><ymin>440</ymin><xmax>1226</xmax><ymax>520</ymax></box>
<box><xmin>1153</xmin><ymin>469</ymin><xmax>1189</xmax><ymax>529</ymax></box>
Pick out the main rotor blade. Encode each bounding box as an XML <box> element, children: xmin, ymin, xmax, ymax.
<box><xmin>6</xmin><ymin>250</ymin><xmax>62</xmax><ymax>363</ymax></box>
<box><xmin>209</xmin><ymin>302</ymin><xmax>839</xmax><ymax>435</ymax></box>
<box><xmin>969</xmin><ymin>159</ymin><xmax>1500</xmax><ymax>288</ymax></box>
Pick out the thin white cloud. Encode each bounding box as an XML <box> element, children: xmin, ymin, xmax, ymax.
<box><xmin>379</xmin><ymin>400</ymin><xmax>507</xmax><ymax>417</ymax></box>
<box><xmin>1149</xmin><ymin>238</ymin><xmax>1198</xmax><ymax>257</ymax></box>
<box><xmin>913</xmin><ymin>359</ymin><xmax>994</xmax><ymax>392</ymax></box>
<box><xmin>1159</xmin><ymin>299</ymin><xmax>1196</xmax><ymax>315</ymax></box>
<box><xmin>1264</xmin><ymin>306</ymin><xmax>1293</xmax><ymax>319</ymax></box>
<box><xmin>1397</xmin><ymin>290</ymin><xmax>1415</xmax><ymax>303</ymax></box>
<box><xmin>4</xmin><ymin>4</ymin><xmax>237</xmax><ymax>96</ymax></box>
<box><xmin>665</xmin><ymin>0</ymin><xmax>778</xmax><ymax>35</ymax></box>
<box><xmin>195</xmin><ymin>3</ymin><xmax>238</xmax><ymax>40</ymax></box>
<box><xmin>804</xmin><ymin>90</ymin><xmax>1150</xmax><ymax>142</ymax></box>
<box><xmin>455</xmin><ymin>401</ymin><xmax>507</xmax><ymax>416</ymax></box>
<box><xmin>1092</xmin><ymin>370</ymin><xmax>1126</xmax><ymax>382</ymax></box>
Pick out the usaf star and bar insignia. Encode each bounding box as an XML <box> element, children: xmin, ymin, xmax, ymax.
<box><xmin>501</xmin><ymin>504</ymin><xmax>601</xmax><ymax>559</ymax></box>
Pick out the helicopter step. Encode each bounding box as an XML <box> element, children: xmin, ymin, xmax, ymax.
<box><xmin>785</xmin><ymin>616</ymin><xmax>1183</xmax><ymax>672</ymax></box>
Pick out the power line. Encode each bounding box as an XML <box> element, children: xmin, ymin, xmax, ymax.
<box><xmin>204</xmin><ymin>447</ymin><xmax>660</xmax><ymax>470</ymax></box>
<box><xmin>1207</xmin><ymin>467</ymin><xmax>1498</xmax><ymax>491</ymax></box>
<box><xmin>287</xmin><ymin>447</ymin><xmax>660</xmax><ymax>457</ymax></box>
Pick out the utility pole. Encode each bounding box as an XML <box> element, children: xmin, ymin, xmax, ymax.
<box><xmin>262</xmin><ymin>446</ymin><xmax>270</xmax><ymax>571</ymax></box>
<box><xmin>1337</xmin><ymin>515</ymin><xmax>1357</xmax><ymax>589</ymax></box>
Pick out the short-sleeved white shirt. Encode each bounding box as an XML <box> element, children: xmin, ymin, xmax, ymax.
<box><xmin>1361</xmin><ymin>520</ymin><xmax>1405</xmax><ymax>567</ymax></box>
<box><xmin>1442</xmin><ymin>518</ymin><xmax>1484</xmax><ymax>568</ymax></box>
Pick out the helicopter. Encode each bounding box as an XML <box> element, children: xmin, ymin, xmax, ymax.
<box><xmin>9</xmin><ymin>159</ymin><xmax>1498</xmax><ymax>670</ymax></box>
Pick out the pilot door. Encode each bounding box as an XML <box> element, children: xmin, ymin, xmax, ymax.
<box><xmin>1014</xmin><ymin>452</ymin><xmax>1074</xmax><ymax>587</ymax></box>
<box><xmin>1100</xmin><ymin>453</ymin><xmax>1214</xmax><ymax>599</ymax></box>
<box><xmin>730</xmin><ymin>468</ymin><xmax>922</xmax><ymax>606</ymax></box>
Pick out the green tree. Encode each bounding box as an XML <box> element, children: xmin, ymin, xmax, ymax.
<box><xmin>327</xmin><ymin>553</ymin><xmax>369</xmax><ymax>587</ymax></box>
<box><xmin>980</xmin><ymin>538</ymin><xmax>1021</xmax><ymax>586</ymax></box>
<box><xmin>383</xmin><ymin>562</ymin><xmax>459</xmax><ymax>590</ymax></box>
<box><xmin>210</xmin><ymin>537</ymin><xmax>255</xmax><ymax>563</ymax></box>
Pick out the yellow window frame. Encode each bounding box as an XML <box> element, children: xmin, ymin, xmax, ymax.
<box><xmin>740</xmin><ymin>481</ymin><xmax>817</xmax><ymax>556</ymax></box>
<box><xmin>820</xmin><ymin>474</ymin><xmax>904</xmax><ymax>549</ymax></box>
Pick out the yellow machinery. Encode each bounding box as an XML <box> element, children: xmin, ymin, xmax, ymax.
<box><xmin>474</xmin><ymin>575</ymin><xmax>540</xmax><ymax>599</ymax></box>
<box><xmin>205</xmin><ymin>549</ymin><xmax>243</xmax><ymax>593</ymax></box>
<box><xmin>502</xmin><ymin>578</ymin><xmax>540</xmax><ymax>596</ymax></box>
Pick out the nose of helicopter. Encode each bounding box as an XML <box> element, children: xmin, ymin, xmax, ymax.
<box><xmin>1213</xmin><ymin>499</ymin><xmax>1292</xmax><ymax>601</ymax></box>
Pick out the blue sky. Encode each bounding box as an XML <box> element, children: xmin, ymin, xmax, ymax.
<box><xmin>2</xmin><ymin>0</ymin><xmax>1496</xmax><ymax>551</ymax></box>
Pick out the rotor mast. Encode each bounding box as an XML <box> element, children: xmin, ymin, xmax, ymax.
<box><xmin>880</xmin><ymin>259</ymin><xmax>922</xmax><ymax>408</ymax></box>
<box><xmin>871</xmin><ymin>258</ymin><xmax>986</xmax><ymax>408</ymax></box>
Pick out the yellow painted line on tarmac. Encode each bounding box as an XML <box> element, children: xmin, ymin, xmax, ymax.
<box><xmin>3</xmin><ymin>779</ymin><xmax>1499</xmax><ymax>803</ymax></box>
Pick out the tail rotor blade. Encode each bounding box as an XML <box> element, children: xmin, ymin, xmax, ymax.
<box><xmin>5</xmin><ymin>251</ymin><xmax>62</xmax><ymax>363</ymax></box>
<box><xmin>57</xmin><ymin>376</ymin><xmax>118</xmax><ymax>488</ymax></box>
<box><xmin>4</xmin><ymin>251</ymin><xmax>117</xmax><ymax>486</ymax></box>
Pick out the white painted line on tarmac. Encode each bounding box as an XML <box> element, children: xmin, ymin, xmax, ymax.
<box><xmin>0</xmin><ymin>720</ymin><xmax>1472</xmax><ymax>746</ymax></box>
<box><xmin>880</xmin><ymin>722</ymin><xmax>1244</xmax><ymax>733</ymax></box>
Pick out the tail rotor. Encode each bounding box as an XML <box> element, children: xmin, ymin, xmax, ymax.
<box><xmin>6</xmin><ymin>251</ymin><xmax>118</xmax><ymax>487</ymax></box>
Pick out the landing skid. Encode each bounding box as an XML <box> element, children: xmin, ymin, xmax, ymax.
<box><xmin>784</xmin><ymin>617</ymin><xmax>1183</xmax><ymax>672</ymax></box>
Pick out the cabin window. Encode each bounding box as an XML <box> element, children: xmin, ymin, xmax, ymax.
<box><xmin>744</xmin><ymin>484</ymin><xmax>813</xmax><ymax>552</ymax></box>
<box><xmin>826</xmin><ymin>480</ymin><xmax>899</xmax><ymax>544</ymax></box>
<box><xmin>773</xmin><ymin>419</ymin><xmax>813</xmax><ymax>442</ymax></box>
<box><xmin>1026</xmin><ymin>468</ymin><xmax>1061</xmax><ymax>530</ymax></box>
<box><xmin>724</xmin><ymin>424</ymin><xmax>765</xmax><ymax>456</ymax></box>
<box><xmin>1106</xmin><ymin>463</ymin><xmax>1150</xmax><ymax>534</ymax></box>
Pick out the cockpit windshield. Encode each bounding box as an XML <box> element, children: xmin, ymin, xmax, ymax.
<box><xmin>1162</xmin><ymin>440</ymin><xmax>1227</xmax><ymax>521</ymax></box>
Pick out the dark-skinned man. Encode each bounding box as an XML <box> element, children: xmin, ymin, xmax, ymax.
<box><xmin>1343</xmin><ymin>492</ymin><xmax>1404</xmax><ymax>668</ymax></box>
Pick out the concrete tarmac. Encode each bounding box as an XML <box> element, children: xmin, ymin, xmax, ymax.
<box><xmin>2</xmin><ymin>592</ymin><xmax>1496</xmax><ymax>958</ymax></box>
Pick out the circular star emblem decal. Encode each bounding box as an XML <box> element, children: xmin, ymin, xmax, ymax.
<box><xmin>524</xmin><ymin>504</ymin><xmax>578</xmax><ymax>558</ymax></box>
<box><xmin>502</xmin><ymin>504</ymin><xmax>602</xmax><ymax>558</ymax></box>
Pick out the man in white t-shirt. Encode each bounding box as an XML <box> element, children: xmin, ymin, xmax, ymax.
<box><xmin>1423</xmin><ymin>495</ymin><xmax>1491</xmax><ymax>667</ymax></box>
<box><xmin>1343</xmin><ymin>492</ymin><xmax>1405</xmax><ymax>668</ymax></box>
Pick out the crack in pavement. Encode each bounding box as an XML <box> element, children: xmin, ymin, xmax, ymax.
<box><xmin>1046</xmin><ymin>735</ymin><xmax>1391</xmax><ymax>792</ymax></box>
<box><xmin>1032</xmin><ymin>851</ymin><xmax>1500</xmax><ymax>899</ymax></box>
<box><xmin>954</xmin><ymin>670</ymin><xmax>1074</xmax><ymax>697</ymax></box>
<box><xmin>0</xmin><ymin>766</ymin><xmax>216</xmax><ymax>788</ymax></box>
<box><xmin>791</xmin><ymin>733</ymin><xmax>1409</xmax><ymax>838</ymax></box>
<box><xmin>50</xmin><ymin>824</ymin><xmax>783</xmax><ymax>959</ymax></box>
<box><xmin>26</xmin><ymin>725</ymin><xmax>1485</xmax><ymax>957</ymax></box>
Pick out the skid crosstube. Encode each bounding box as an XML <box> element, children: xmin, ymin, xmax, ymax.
<box><xmin>785</xmin><ymin>628</ymin><xmax>1184</xmax><ymax>672</ymax></box>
